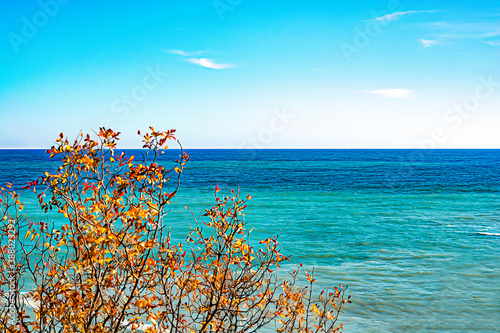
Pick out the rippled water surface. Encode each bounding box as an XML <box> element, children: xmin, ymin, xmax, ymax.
<box><xmin>1</xmin><ymin>149</ymin><xmax>499</xmax><ymax>332</ymax></box>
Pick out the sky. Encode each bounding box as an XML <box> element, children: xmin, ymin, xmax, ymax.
<box><xmin>0</xmin><ymin>0</ymin><xmax>499</xmax><ymax>148</ymax></box>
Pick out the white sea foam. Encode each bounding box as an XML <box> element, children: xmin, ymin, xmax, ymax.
<box><xmin>478</xmin><ymin>232</ymin><xmax>500</xmax><ymax>236</ymax></box>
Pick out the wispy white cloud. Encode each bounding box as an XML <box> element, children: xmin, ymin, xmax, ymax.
<box><xmin>483</xmin><ymin>31</ymin><xmax>500</xmax><ymax>38</ymax></box>
<box><xmin>331</xmin><ymin>88</ymin><xmax>414</xmax><ymax>99</ymax></box>
<box><xmin>165</xmin><ymin>49</ymin><xmax>204</xmax><ymax>56</ymax></box>
<box><xmin>419</xmin><ymin>38</ymin><xmax>440</xmax><ymax>47</ymax></box>
<box><xmin>422</xmin><ymin>21</ymin><xmax>500</xmax><ymax>41</ymax></box>
<box><xmin>365</xmin><ymin>89</ymin><xmax>413</xmax><ymax>99</ymax></box>
<box><xmin>373</xmin><ymin>10</ymin><xmax>437</xmax><ymax>22</ymax></box>
<box><xmin>484</xmin><ymin>40</ymin><xmax>500</xmax><ymax>46</ymax></box>
<box><xmin>167</xmin><ymin>49</ymin><xmax>237</xmax><ymax>69</ymax></box>
<box><xmin>186</xmin><ymin>58</ymin><xmax>235</xmax><ymax>70</ymax></box>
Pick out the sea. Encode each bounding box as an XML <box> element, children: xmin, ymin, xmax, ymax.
<box><xmin>1</xmin><ymin>149</ymin><xmax>499</xmax><ymax>332</ymax></box>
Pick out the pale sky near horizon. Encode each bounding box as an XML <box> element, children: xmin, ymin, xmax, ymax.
<box><xmin>1</xmin><ymin>0</ymin><xmax>499</xmax><ymax>149</ymax></box>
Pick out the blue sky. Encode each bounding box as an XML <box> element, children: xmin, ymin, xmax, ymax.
<box><xmin>1</xmin><ymin>0</ymin><xmax>499</xmax><ymax>148</ymax></box>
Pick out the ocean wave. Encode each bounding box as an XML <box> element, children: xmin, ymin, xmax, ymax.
<box><xmin>477</xmin><ymin>232</ymin><xmax>500</xmax><ymax>236</ymax></box>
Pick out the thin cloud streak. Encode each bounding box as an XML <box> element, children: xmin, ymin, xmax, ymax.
<box><xmin>422</xmin><ymin>21</ymin><xmax>500</xmax><ymax>41</ymax></box>
<box><xmin>483</xmin><ymin>31</ymin><xmax>500</xmax><ymax>38</ymax></box>
<box><xmin>419</xmin><ymin>38</ymin><xmax>440</xmax><ymax>47</ymax></box>
<box><xmin>484</xmin><ymin>40</ymin><xmax>500</xmax><ymax>46</ymax></box>
<box><xmin>165</xmin><ymin>49</ymin><xmax>205</xmax><ymax>56</ymax></box>
<box><xmin>373</xmin><ymin>10</ymin><xmax>437</xmax><ymax>22</ymax></box>
<box><xmin>331</xmin><ymin>88</ymin><xmax>414</xmax><ymax>99</ymax></box>
<box><xmin>186</xmin><ymin>58</ymin><xmax>236</xmax><ymax>70</ymax></box>
<box><xmin>365</xmin><ymin>89</ymin><xmax>413</xmax><ymax>99</ymax></box>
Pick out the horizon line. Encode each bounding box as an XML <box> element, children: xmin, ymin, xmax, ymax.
<box><xmin>1</xmin><ymin>147</ymin><xmax>499</xmax><ymax>150</ymax></box>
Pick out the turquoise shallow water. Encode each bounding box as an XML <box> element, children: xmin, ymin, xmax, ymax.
<box><xmin>1</xmin><ymin>149</ymin><xmax>499</xmax><ymax>332</ymax></box>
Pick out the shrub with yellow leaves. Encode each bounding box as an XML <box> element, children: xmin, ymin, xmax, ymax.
<box><xmin>0</xmin><ymin>128</ymin><xmax>349</xmax><ymax>332</ymax></box>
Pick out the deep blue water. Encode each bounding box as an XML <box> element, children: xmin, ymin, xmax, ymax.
<box><xmin>1</xmin><ymin>149</ymin><xmax>499</xmax><ymax>332</ymax></box>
